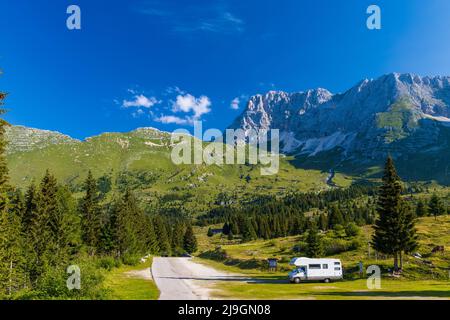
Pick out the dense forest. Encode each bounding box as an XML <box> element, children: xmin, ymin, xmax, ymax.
<box><xmin>199</xmin><ymin>176</ymin><xmax>448</xmax><ymax>247</ymax></box>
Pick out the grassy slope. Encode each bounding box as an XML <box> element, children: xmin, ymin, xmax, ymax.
<box><xmin>194</xmin><ymin>216</ymin><xmax>450</xmax><ymax>300</ymax></box>
<box><xmin>103</xmin><ymin>258</ymin><xmax>159</xmax><ymax>300</ymax></box>
<box><xmin>6</xmin><ymin>130</ymin><xmax>333</xmax><ymax>215</ymax></box>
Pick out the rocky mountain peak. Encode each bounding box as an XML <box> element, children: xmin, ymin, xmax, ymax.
<box><xmin>229</xmin><ymin>73</ymin><xmax>450</xmax><ymax>159</ymax></box>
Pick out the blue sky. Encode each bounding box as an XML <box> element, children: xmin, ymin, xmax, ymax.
<box><xmin>1</xmin><ymin>0</ymin><xmax>450</xmax><ymax>139</ymax></box>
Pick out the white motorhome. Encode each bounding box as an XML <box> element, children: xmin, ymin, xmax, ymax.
<box><xmin>288</xmin><ymin>257</ymin><xmax>343</xmax><ymax>283</ymax></box>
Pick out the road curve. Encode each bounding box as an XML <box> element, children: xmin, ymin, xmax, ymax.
<box><xmin>151</xmin><ymin>257</ymin><xmax>242</xmax><ymax>300</ymax></box>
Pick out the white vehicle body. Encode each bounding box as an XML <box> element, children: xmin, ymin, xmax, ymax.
<box><xmin>288</xmin><ymin>257</ymin><xmax>343</xmax><ymax>283</ymax></box>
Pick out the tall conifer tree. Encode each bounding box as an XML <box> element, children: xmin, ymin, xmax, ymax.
<box><xmin>80</xmin><ymin>171</ymin><xmax>101</xmax><ymax>254</ymax></box>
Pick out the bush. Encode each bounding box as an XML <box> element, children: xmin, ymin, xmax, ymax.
<box><xmin>121</xmin><ymin>254</ymin><xmax>141</xmax><ymax>266</ymax></box>
<box><xmin>16</xmin><ymin>261</ymin><xmax>109</xmax><ymax>300</ymax></box>
<box><xmin>97</xmin><ymin>256</ymin><xmax>122</xmax><ymax>271</ymax></box>
<box><xmin>323</xmin><ymin>238</ymin><xmax>360</xmax><ymax>256</ymax></box>
<box><xmin>332</xmin><ymin>224</ymin><xmax>347</xmax><ymax>238</ymax></box>
<box><xmin>345</xmin><ymin>223</ymin><xmax>360</xmax><ymax>237</ymax></box>
<box><xmin>198</xmin><ymin>248</ymin><xmax>228</xmax><ymax>262</ymax></box>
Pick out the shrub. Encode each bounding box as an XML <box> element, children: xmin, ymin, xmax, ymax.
<box><xmin>332</xmin><ymin>224</ymin><xmax>347</xmax><ymax>238</ymax></box>
<box><xmin>198</xmin><ymin>248</ymin><xmax>228</xmax><ymax>262</ymax></box>
<box><xmin>323</xmin><ymin>238</ymin><xmax>360</xmax><ymax>255</ymax></box>
<box><xmin>345</xmin><ymin>222</ymin><xmax>360</xmax><ymax>237</ymax></box>
<box><xmin>121</xmin><ymin>254</ymin><xmax>141</xmax><ymax>266</ymax></box>
<box><xmin>17</xmin><ymin>261</ymin><xmax>109</xmax><ymax>300</ymax></box>
<box><xmin>97</xmin><ymin>256</ymin><xmax>122</xmax><ymax>271</ymax></box>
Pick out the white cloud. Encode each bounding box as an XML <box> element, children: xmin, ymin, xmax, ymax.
<box><xmin>137</xmin><ymin>2</ymin><xmax>244</xmax><ymax>35</ymax></box>
<box><xmin>154</xmin><ymin>115</ymin><xmax>190</xmax><ymax>125</ymax></box>
<box><xmin>230</xmin><ymin>97</ymin><xmax>240</xmax><ymax>110</ymax></box>
<box><xmin>172</xmin><ymin>94</ymin><xmax>211</xmax><ymax>119</ymax></box>
<box><xmin>123</xmin><ymin>94</ymin><xmax>159</xmax><ymax>108</ymax></box>
<box><xmin>131</xmin><ymin>109</ymin><xmax>145</xmax><ymax>118</ymax></box>
<box><xmin>165</xmin><ymin>86</ymin><xmax>185</xmax><ymax>95</ymax></box>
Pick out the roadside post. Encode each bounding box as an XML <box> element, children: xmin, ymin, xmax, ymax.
<box><xmin>268</xmin><ymin>258</ymin><xmax>278</xmax><ymax>272</ymax></box>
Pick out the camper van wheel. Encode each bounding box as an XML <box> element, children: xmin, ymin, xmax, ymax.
<box><xmin>294</xmin><ymin>278</ymin><xmax>301</xmax><ymax>284</ymax></box>
<box><xmin>323</xmin><ymin>278</ymin><xmax>331</xmax><ymax>283</ymax></box>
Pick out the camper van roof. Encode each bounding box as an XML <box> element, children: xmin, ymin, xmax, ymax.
<box><xmin>290</xmin><ymin>257</ymin><xmax>341</xmax><ymax>266</ymax></box>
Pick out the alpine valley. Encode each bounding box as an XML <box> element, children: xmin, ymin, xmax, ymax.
<box><xmin>6</xmin><ymin>73</ymin><xmax>450</xmax><ymax>214</ymax></box>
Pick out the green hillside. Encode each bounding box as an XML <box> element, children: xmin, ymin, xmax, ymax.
<box><xmin>5</xmin><ymin>126</ymin><xmax>340</xmax><ymax>215</ymax></box>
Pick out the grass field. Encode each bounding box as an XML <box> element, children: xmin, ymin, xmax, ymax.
<box><xmin>212</xmin><ymin>276</ymin><xmax>450</xmax><ymax>300</ymax></box>
<box><xmin>103</xmin><ymin>258</ymin><xmax>159</xmax><ymax>300</ymax></box>
<box><xmin>194</xmin><ymin>216</ymin><xmax>450</xmax><ymax>300</ymax></box>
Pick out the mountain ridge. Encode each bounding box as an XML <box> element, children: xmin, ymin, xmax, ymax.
<box><xmin>229</xmin><ymin>73</ymin><xmax>450</xmax><ymax>158</ymax></box>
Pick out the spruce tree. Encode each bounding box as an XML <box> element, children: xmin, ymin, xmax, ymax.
<box><xmin>8</xmin><ymin>188</ymin><xmax>25</xmax><ymax>221</ymax></box>
<box><xmin>306</xmin><ymin>222</ymin><xmax>323</xmax><ymax>258</ymax></box>
<box><xmin>145</xmin><ymin>218</ymin><xmax>159</xmax><ymax>254</ymax></box>
<box><xmin>428</xmin><ymin>194</ymin><xmax>445</xmax><ymax>220</ymax></box>
<box><xmin>0</xmin><ymin>94</ymin><xmax>26</xmax><ymax>295</ymax></box>
<box><xmin>50</xmin><ymin>186</ymin><xmax>81</xmax><ymax>264</ymax></box>
<box><xmin>415</xmin><ymin>200</ymin><xmax>428</xmax><ymax>217</ymax></box>
<box><xmin>27</xmin><ymin>170</ymin><xmax>58</xmax><ymax>282</ymax></box>
<box><xmin>318</xmin><ymin>213</ymin><xmax>328</xmax><ymax>231</ymax></box>
<box><xmin>153</xmin><ymin>216</ymin><xmax>171</xmax><ymax>256</ymax></box>
<box><xmin>111</xmin><ymin>190</ymin><xmax>142</xmax><ymax>257</ymax></box>
<box><xmin>371</xmin><ymin>157</ymin><xmax>405</xmax><ymax>271</ymax></box>
<box><xmin>397</xmin><ymin>205</ymin><xmax>418</xmax><ymax>269</ymax></box>
<box><xmin>183</xmin><ymin>224</ymin><xmax>197</xmax><ymax>254</ymax></box>
<box><xmin>0</xmin><ymin>196</ymin><xmax>25</xmax><ymax>296</ymax></box>
<box><xmin>222</xmin><ymin>222</ymin><xmax>230</xmax><ymax>235</ymax></box>
<box><xmin>79</xmin><ymin>171</ymin><xmax>101</xmax><ymax>254</ymax></box>
<box><xmin>327</xmin><ymin>205</ymin><xmax>344</xmax><ymax>229</ymax></box>
<box><xmin>23</xmin><ymin>183</ymin><xmax>38</xmax><ymax>233</ymax></box>
<box><xmin>171</xmin><ymin>222</ymin><xmax>185</xmax><ymax>254</ymax></box>
<box><xmin>241</xmin><ymin>219</ymin><xmax>257</xmax><ymax>242</ymax></box>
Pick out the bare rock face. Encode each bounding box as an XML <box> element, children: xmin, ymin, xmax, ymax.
<box><xmin>4</xmin><ymin>125</ymin><xmax>79</xmax><ymax>154</ymax></box>
<box><xmin>229</xmin><ymin>73</ymin><xmax>450</xmax><ymax>161</ymax></box>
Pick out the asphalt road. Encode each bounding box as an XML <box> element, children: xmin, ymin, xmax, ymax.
<box><xmin>151</xmin><ymin>257</ymin><xmax>243</xmax><ymax>300</ymax></box>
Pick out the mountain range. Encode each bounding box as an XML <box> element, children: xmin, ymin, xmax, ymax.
<box><xmin>229</xmin><ymin>73</ymin><xmax>450</xmax><ymax>183</ymax></box>
<box><xmin>4</xmin><ymin>73</ymin><xmax>450</xmax><ymax>200</ymax></box>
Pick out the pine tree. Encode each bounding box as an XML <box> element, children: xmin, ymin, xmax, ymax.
<box><xmin>172</xmin><ymin>222</ymin><xmax>185</xmax><ymax>254</ymax></box>
<box><xmin>327</xmin><ymin>205</ymin><xmax>344</xmax><ymax>229</ymax></box>
<box><xmin>0</xmin><ymin>196</ymin><xmax>25</xmax><ymax>296</ymax></box>
<box><xmin>0</xmin><ymin>94</ymin><xmax>26</xmax><ymax>295</ymax></box>
<box><xmin>415</xmin><ymin>200</ymin><xmax>428</xmax><ymax>217</ymax></box>
<box><xmin>397</xmin><ymin>205</ymin><xmax>418</xmax><ymax>269</ymax></box>
<box><xmin>318</xmin><ymin>213</ymin><xmax>328</xmax><ymax>231</ymax></box>
<box><xmin>23</xmin><ymin>183</ymin><xmax>38</xmax><ymax>233</ymax></box>
<box><xmin>145</xmin><ymin>218</ymin><xmax>159</xmax><ymax>254</ymax></box>
<box><xmin>222</xmin><ymin>222</ymin><xmax>230</xmax><ymax>235</ymax></box>
<box><xmin>111</xmin><ymin>190</ymin><xmax>142</xmax><ymax>257</ymax></box>
<box><xmin>79</xmin><ymin>171</ymin><xmax>101</xmax><ymax>254</ymax></box>
<box><xmin>183</xmin><ymin>224</ymin><xmax>197</xmax><ymax>254</ymax></box>
<box><xmin>428</xmin><ymin>194</ymin><xmax>445</xmax><ymax>220</ymax></box>
<box><xmin>49</xmin><ymin>186</ymin><xmax>81</xmax><ymax>265</ymax></box>
<box><xmin>8</xmin><ymin>188</ymin><xmax>25</xmax><ymax>221</ymax></box>
<box><xmin>27</xmin><ymin>170</ymin><xmax>58</xmax><ymax>283</ymax></box>
<box><xmin>371</xmin><ymin>157</ymin><xmax>405</xmax><ymax>271</ymax></box>
<box><xmin>241</xmin><ymin>218</ymin><xmax>257</xmax><ymax>242</ymax></box>
<box><xmin>153</xmin><ymin>216</ymin><xmax>171</xmax><ymax>256</ymax></box>
<box><xmin>306</xmin><ymin>222</ymin><xmax>323</xmax><ymax>258</ymax></box>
